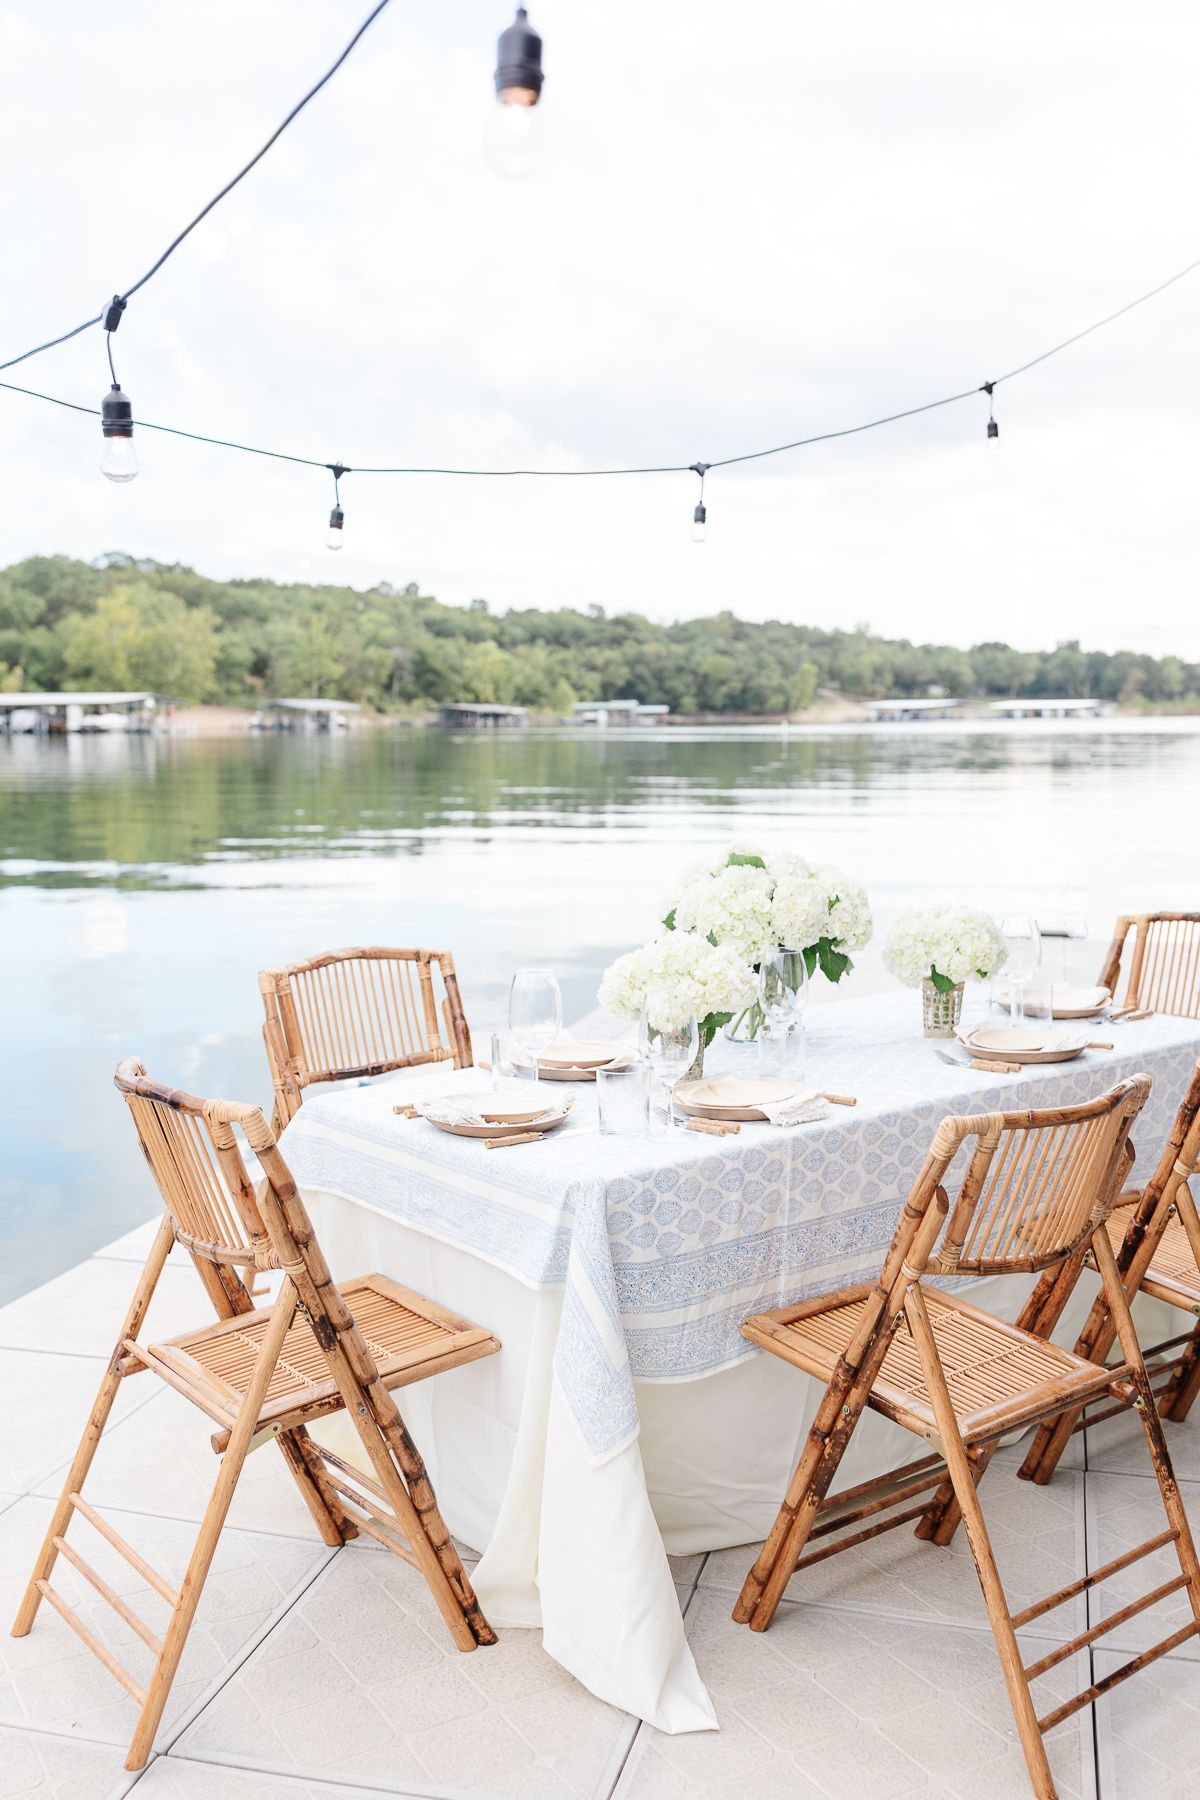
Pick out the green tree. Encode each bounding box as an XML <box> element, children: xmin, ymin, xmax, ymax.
<box><xmin>61</xmin><ymin>584</ymin><xmax>219</xmax><ymax>703</ymax></box>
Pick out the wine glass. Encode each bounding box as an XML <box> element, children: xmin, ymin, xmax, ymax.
<box><xmin>508</xmin><ymin>969</ymin><xmax>562</xmax><ymax>1081</ymax></box>
<box><xmin>639</xmin><ymin>991</ymin><xmax>700</xmax><ymax>1128</ymax></box>
<box><xmin>1000</xmin><ymin>916</ymin><xmax>1042</xmax><ymax>1026</ymax></box>
<box><xmin>758</xmin><ymin>948</ymin><xmax>810</xmax><ymax>1077</ymax></box>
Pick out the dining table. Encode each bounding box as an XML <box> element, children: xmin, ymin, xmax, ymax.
<box><xmin>279</xmin><ymin>987</ymin><xmax>1200</xmax><ymax>1734</ymax></box>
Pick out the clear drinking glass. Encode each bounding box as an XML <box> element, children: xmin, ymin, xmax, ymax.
<box><xmin>597</xmin><ymin>1063</ymin><xmax>648</xmax><ymax>1136</ymax></box>
<box><xmin>508</xmin><ymin>969</ymin><xmax>562</xmax><ymax>1081</ymax></box>
<box><xmin>1036</xmin><ymin>915</ymin><xmax>1089</xmax><ymax>998</ymax></box>
<box><xmin>639</xmin><ymin>991</ymin><xmax>699</xmax><ymax>1128</ymax></box>
<box><xmin>758</xmin><ymin>949</ymin><xmax>809</xmax><ymax>1080</ymax></box>
<box><xmin>759</xmin><ymin>948</ymin><xmax>809</xmax><ymax>1030</ymax></box>
<box><xmin>1000</xmin><ymin>915</ymin><xmax>1042</xmax><ymax>1025</ymax></box>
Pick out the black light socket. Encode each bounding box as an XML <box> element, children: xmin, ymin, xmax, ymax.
<box><xmin>495</xmin><ymin>7</ymin><xmax>543</xmax><ymax>102</ymax></box>
<box><xmin>101</xmin><ymin>384</ymin><xmax>134</xmax><ymax>439</ymax></box>
<box><xmin>329</xmin><ymin>506</ymin><xmax>345</xmax><ymax>531</ymax></box>
<box><xmin>693</xmin><ymin>503</ymin><xmax>707</xmax><ymax>527</ymax></box>
<box><xmin>987</xmin><ymin>419</ymin><xmax>999</xmax><ymax>443</ymax></box>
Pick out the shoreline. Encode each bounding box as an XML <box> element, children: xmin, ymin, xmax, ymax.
<box><xmin>165</xmin><ymin>700</ymin><xmax>1200</xmax><ymax>737</ymax></box>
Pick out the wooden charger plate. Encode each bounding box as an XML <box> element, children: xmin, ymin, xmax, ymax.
<box><xmin>674</xmin><ymin>1076</ymin><xmax>803</xmax><ymax>1122</ymax></box>
<box><xmin>537</xmin><ymin>1041</ymin><xmax>632</xmax><ymax>1083</ymax></box>
<box><xmin>424</xmin><ymin>1095</ymin><xmax>572</xmax><ymax>1140</ymax></box>
<box><xmin>536</xmin><ymin>1044</ymin><xmax>629</xmax><ymax>1080</ymax></box>
<box><xmin>960</xmin><ymin>1026</ymin><xmax>1091</xmax><ymax>1066</ymax></box>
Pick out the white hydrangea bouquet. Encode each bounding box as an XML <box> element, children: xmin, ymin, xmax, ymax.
<box><xmin>882</xmin><ymin>903</ymin><xmax>1008</xmax><ymax>1036</ymax></box>
<box><xmin>661</xmin><ymin>846</ymin><xmax>873</xmax><ymax>1039</ymax></box>
<box><xmin>598</xmin><ymin>930</ymin><xmax>758</xmax><ymax>1065</ymax></box>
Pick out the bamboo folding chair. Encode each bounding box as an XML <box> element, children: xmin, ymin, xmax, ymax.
<box><xmin>1020</xmin><ymin>1058</ymin><xmax>1200</xmax><ymax>1486</ymax></box>
<box><xmin>1099</xmin><ymin>912</ymin><xmax>1200</xmax><ymax>1017</ymax></box>
<box><xmin>260</xmin><ymin>945</ymin><xmax>473</xmax><ymax>1130</ymax></box>
<box><xmin>732</xmin><ymin>1077</ymin><xmax>1200</xmax><ymax>1800</ymax></box>
<box><xmin>12</xmin><ymin>1059</ymin><xmax>499</xmax><ymax>1771</ymax></box>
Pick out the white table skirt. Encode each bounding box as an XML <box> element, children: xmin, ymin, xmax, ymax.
<box><xmin>303</xmin><ymin>1183</ymin><xmax>1180</xmax><ymax>1733</ymax></box>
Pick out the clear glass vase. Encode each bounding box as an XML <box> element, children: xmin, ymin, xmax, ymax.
<box><xmin>921</xmin><ymin>977</ymin><xmax>964</xmax><ymax>1037</ymax></box>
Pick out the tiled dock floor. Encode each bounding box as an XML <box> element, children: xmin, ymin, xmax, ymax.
<box><xmin>1</xmin><ymin>1219</ymin><xmax>1197</xmax><ymax>1800</ymax></box>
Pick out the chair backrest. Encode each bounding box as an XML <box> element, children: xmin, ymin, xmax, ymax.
<box><xmin>902</xmin><ymin>1076</ymin><xmax>1150</xmax><ymax>1281</ymax></box>
<box><xmin>260</xmin><ymin>946</ymin><xmax>472</xmax><ymax>1125</ymax></box>
<box><xmin>1109</xmin><ymin>1056</ymin><xmax>1200</xmax><ymax>1275</ymax></box>
<box><xmin>115</xmin><ymin>1057</ymin><xmax>277</xmax><ymax>1272</ymax></box>
<box><xmin>1099</xmin><ymin>913</ymin><xmax>1200</xmax><ymax>1017</ymax></box>
<box><xmin>114</xmin><ymin>1056</ymin><xmax>347</xmax><ymax>1299</ymax></box>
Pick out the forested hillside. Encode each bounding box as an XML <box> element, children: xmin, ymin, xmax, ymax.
<box><xmin>0</xmin><ymin>554</ymin><xmax>1194</xmax><ymax>712</ymax></box>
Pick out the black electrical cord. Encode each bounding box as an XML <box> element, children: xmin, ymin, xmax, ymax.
<box><xmin>3</xmin><ymin>247</ymin><xmax>1199</xmax><ymax>480</ymax></box>
<box><xmin>0</xmin><ymin>0</ymin><xmax>393</xmax><ymax>375</ymax></box>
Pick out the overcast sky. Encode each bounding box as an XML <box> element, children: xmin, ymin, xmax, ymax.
<box><xmin>1</xmin><ymin>1</ymin><xmax>1197</xmax><ymax>655</ymax></box>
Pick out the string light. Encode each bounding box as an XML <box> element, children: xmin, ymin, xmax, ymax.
<box><xmin>99</xmin><ymin>298</ymin><xmax>138</xmax><ymax>483</ymax></box>
<box><xmin>326</xmin><ymin>465</ymin><xmax>348</xmax><ymax>549</ymax></box>
<box><xmin>487</xmin><ymin>8</ymin><xmax>545</xmax><ymax>179</ymax></box>
<box><xmin>690</xmin><ymin>463</ymin><xmax>709</xmax><ymax>543</ymax></box>
<box><xmin>0</xmin><ymin>0</ymin><xmax>1196</xmax><ymax>535</ymax></box>
<box><xmin>984</xmin><ymin>382</ymin><xmax>1000</xmax><ymax>457</ymax></box>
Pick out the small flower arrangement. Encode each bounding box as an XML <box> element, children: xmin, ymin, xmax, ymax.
<box><xmin>882</xmin><ymin>904</ymin><xmax>1007</xmax><ymax>1035</ymax></box>
<box><xmin>598</xmin><ymin>929</ymin><xmax>758</xmax><ymax>1048</ymax></box>
<box><xmin>882</xmin><ymin>904</ymin><xmax>1008</xmax><ymax>991</ymax></box>
<box><xmin>664</xmin><ymin>846</ymin><xmax>873</xmax><ymax>985</ymax></box>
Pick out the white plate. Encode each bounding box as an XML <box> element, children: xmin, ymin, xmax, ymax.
<box><xmin>450</xmin><ymin>1092</ymin><xmax>549</xmax><ymax>1125</ymax></box>
<box><xmin>674</xmin><ymin>1076</ymin><xmax>802</xmax><ymax>1122</ymax></box>
<box><xmin>993</xmin><ymin>983</ymin><xmax>1110</xmax><ymax>1020</ymax></box>
<box><xmin>961</xmin><ymin>1025</ymin><xmax>1092</xmax><ymax>1065</ymax></box>
<box><xmin>1048</xmin><ymin>984</ymin><xmax>1111</xmax><ymax>1020</ymax></box>
<box><xmin>537</xmin><ymin>1040</ymin><xmax>623</xmax><ymax>1070</ymax></box>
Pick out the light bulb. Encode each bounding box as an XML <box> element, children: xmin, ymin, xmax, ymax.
<box><xmin>987</xmin><ymin>418</ymin><xmax>1001</xmax><ymax>457</ymax></box>
<box><xmin>326</xmin><ymin>505</ymin><xmax>345</xmax><ymax>550</ymax></box>
<box><xmin>489</xmin><ymin>9</ymin><xmax>544</xmax><ymax>178</ymax></box>
<box><xmin>486</xmin><ymin>95</ymin><xmax>542</xmax><ymax>179</ymax></box>
<box><xmin>100</xmin><ymin>434</ymin><xmax>140</xmax><ymax>483</ymax></box>
<box><xmin>691</xmin><ymin>502</ymin><xmax>707</xmax><ymax>544</ymax></box>
<box><xmin>100</xmin><ymin>383</ymin><xmax>139</xmax><ymax>483</ymax></box>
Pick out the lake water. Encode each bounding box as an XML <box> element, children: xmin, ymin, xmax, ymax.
<box><xmin>2</xmin><ymin>717</ymin><xmax>1197</xmax><ymax>1304</ymax></box>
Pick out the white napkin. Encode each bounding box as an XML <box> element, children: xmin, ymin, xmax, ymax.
<box><xmin>754</xmin><ymin>1090</ymin><xmax>832</xmax><ymax>1127</ymax></box>
<box><xmin>415</xmin><ymin>1094</ymin><xmax>574</xmax><ymax>1129</ymax></box>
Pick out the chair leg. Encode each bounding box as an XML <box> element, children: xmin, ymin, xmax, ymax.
<box><xmin>11</xmin><ymin>1216</ymin><xmax>176</xmax><ymax>1639</ymax></box>
<box><xmin>125</xmin><ymin>1278</ymin><xmax>300</xmax><ymax>1769</ymax></box>
<box><xmin>1020</xmin><ymin>1289</ymin><xmax>1123</xmax><ymax>1487</ymax></box>
<box><xmin>273</xmin><ymin>1427</ymin><xmax>357</xmax><ymax>1547</ymax></box>
<box><xmin>1091</xmin><ymin>1233</ymin><xmax>1200</xmax><ymax>1631</ymax></box>
<box><xmin>1158</xmin><ymin>1322</ymin><xmax>1200</xmax><ymax>1423</ymax></box>
<box><xmin>733</xmin><ymin>1351</ymin><xmax>877</xmax><ymax>1631</ymax></box>
<box><xmin>919</xmin><ymin>1253</ymin><xmax>1088</xmax><ymax>1544</ymax></box>
<box><xmin>904</xmin><ymin>1286</ymin><xmax>1058</xmax><ymax>1800</ymax></box>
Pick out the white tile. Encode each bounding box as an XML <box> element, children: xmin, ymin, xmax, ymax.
<box><xmin>94</xmin><ymin>1222</ymin><xmax>164</xmax><ymax>1265</ymax></box>
<box><xmin>1082</xmin><ymin>1402</ymin><xmax>1200</xmax><ymax>1482</ymax></box>
<box><xmin>0</xmin><ymin>1351</ymin><xmax>151</xmax><ymax>1495</ymax></box>
<box><xmin>133</xmin><ymin>1755</ymin><xmax>416</xmax><ymax>1798</ymax></box>
<box><xmin>0</xmin><ymin>1724</ymin><xmax>137</xmax><ymax>1799</ymax></box>
<box><xmin>699</xmin><ymin>1464</ymin><xmax>1089</xmax><ymax>1639</ymax></box>
<box><xmin>176</xmin><ymin>1542</ymin><xmax>636</xmax><ymax>1797</ymax></box>
<box><xmin>614</xmin><ymin>1591</ymin><xmax>1094</xmax><ymax>1800</ymax></box>
<box><xmin>1092</xmin><ymin>1644</ymin><xmax>1200</xmax><ymax>1799</ymax></box>
<box><xmin>0</xmin><ymin>1496</ymin><xmax>329</xmax><ymax>1754</ymax></box>
<box><xmin>1083</xmin><ymin>1471</ymin><xmax>1200</xmax><ymax>1662</ymax></box>
<box><xmin>0</xmin><ymin>1260</ymin><xmax>209</xmax><ymax>1360</ymax></box>
<box><xmin>32</xmin><ymin>1387</ymin><xmax>326</xmax><ymax>1543</ymax></box>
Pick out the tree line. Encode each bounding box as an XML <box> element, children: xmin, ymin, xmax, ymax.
<box><xmin>0</xmin><ymin>553</ymin><xmax>1194</xmax><ymax>713</ymax></box>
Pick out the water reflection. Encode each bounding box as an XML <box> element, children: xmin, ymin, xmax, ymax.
<box><xmin>1</xmin><ymin>718</ymin><xmax>1198</xmax><ymax>1300</ymax></box>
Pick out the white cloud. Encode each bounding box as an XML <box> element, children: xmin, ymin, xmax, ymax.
<box><xmin>1</xmin><ymin>0</ymin><xmax>1197</xmax><ymax>655</ymax></box>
